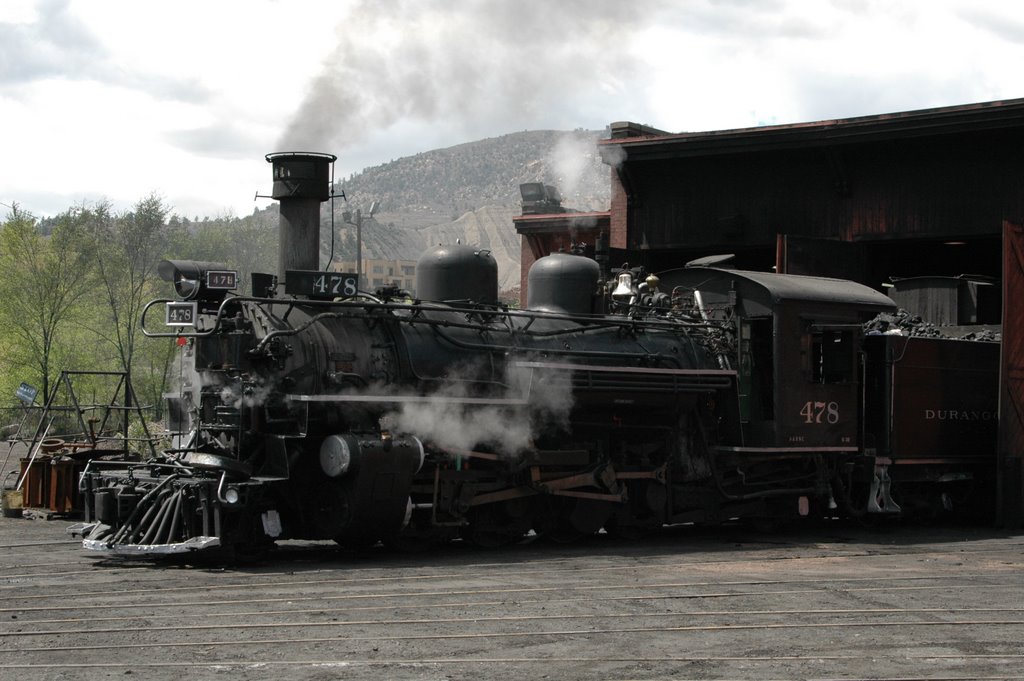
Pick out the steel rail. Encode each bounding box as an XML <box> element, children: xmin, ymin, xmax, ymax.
<box><xmin>0</xmin><ymin>562</ymin><xmax>1012</xmax><ymax>599</ymax></box>
<box><xmin>5</xmin><ymin>606</ymin><xmax>1024</xmax><ymax>639</ymax></box>
<box><xmin>1</xmin><ymin>546</ymin><xmax>1019</xmax><ymax>586</ymax></box>
<box><xmin>0</xmin><ymin>561</ymin><xmax>962</xmax><ymax>596</ymax></box>
<box><xmin>0</xmin><ymin>541</ymin><xmax>80</xmax><ymax>550</ymax></box>
<box><xmin>5</xmin><ymin>618</ymin><xmax>1024</xmax><ymax>654</ymax></box>
<box><xmin>2</xmin><ymin>545</ymin><xmax>1018</xmax><ymax>598</ymax></box>
<box><xmin>3</xmin><ymin>538</ymin><xmax>1020</xmax><ymax>579</ymax></box>
<box><xmin>0</xmin><ymin>581</ymin><xmax>1012</xmax><ymax>616</ymax></box>
<box><xmin>0</xmin><ymin>656</ymin><xmax>1021</xmax><ymax>674</ymax></box>
<box><xmin>14</xmin><ymin>599</ymin><xmax>1023</xmax><ymax>628</ymax></box>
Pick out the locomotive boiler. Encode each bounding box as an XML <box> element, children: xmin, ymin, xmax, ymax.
<box><xmin>72</xmin><ymin>152</ymin><xmax>994</xmax><ymax>558</ymax></box>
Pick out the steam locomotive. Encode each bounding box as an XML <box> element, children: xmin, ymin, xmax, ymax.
<box><xmin>73</xmin><ymin>153</ymin><xmax>999</xmax><ymax>557</ymax></box>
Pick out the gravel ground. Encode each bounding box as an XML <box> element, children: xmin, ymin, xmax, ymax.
<box><xmin>1</xmin><ymin>442</ymin><xmax>1022</xmax><ymax>681</ymax></box>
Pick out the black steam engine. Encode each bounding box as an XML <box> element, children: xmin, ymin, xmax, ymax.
<box><xmin>73</xmin><ymin>153</ymin><xmax>999</xmax><ymax>557</ymax></box>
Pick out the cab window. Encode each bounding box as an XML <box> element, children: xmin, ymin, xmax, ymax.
<box><xmin>808</xmin><ymin>328</ymin><xmax>855</xmax><ymax>384</ymax></box>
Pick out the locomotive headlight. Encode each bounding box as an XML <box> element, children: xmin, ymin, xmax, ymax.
<box><xmin>157</xmin><ymin>259</ymin><xmax>236</xmax><ymax>302</ymax></box>
<box><xmin>223</xmin><ymin>486</ymin><xmax>241</xmax><ymax>505</ymax></box>
<box><xmin>320</xmin><ymin>434</ymin><xmax>359</xmax><ymax>478</ymax></box>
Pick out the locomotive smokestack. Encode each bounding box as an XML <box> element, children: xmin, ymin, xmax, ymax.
<box><xmin>266</xmin><ymin>152</ymin><xmax>336</xmax><ymax>279</ymax></box>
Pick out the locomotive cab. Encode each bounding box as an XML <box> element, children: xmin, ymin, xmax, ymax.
<box><xmin>655</xmin><ymin>266</ymin><xmax>898</xmax><ymax>518</ymax></box>
<box><xmin>659</xmin><ymin>267</ymin><xmax>895</xmax><ymax>451</ymax></box>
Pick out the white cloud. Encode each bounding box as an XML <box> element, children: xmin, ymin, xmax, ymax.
<box><xmin>3</xmin><ymin>0</ymin><xmax>1024</xmax><ymax>219</ymax></box>
<box><xmin>0</xmin><ymin>1</ymin><xmax>37</xmax><ymax>23</ymax></box>
<box><xmin>636</xmin><ymin>0</ymin><xmax>1024</xmax><ymax>132</ymax></box>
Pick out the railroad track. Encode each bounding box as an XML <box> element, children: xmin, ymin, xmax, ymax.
<box><xmin>1</xmin><ymin>519</ymin><xmax>1022</xmax><ymax>680</ymax></box>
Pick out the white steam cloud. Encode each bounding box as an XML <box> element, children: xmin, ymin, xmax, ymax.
<box><xmin>386</xmin><ymin>359</ymin><xmax>574</xmax><ymax>456</ymax></box>
<box><xmin>545</xmin><ymin>133</ymin><xmax>599</xmax><ymax>206</ymax></box>
<box><xmin>219</xmin><ymin>376</ymin><xmax>273</xmax><ymax>410</ymax></box>
<box><xmin>600</xmin><ymin>142</ymin><xmax>627</xmax><ymax>171</ymax></box>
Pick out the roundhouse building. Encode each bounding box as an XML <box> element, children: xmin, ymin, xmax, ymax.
<box><xmin>515</xmin><ymin>97</ymin><xmax>1024</xmax><ymax>525</ymax></box>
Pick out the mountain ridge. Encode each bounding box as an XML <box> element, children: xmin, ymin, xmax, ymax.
<box><xmin>321</xmin><ymin>129</ymin><xmax>612</xmax><ymax>289</ymax></box>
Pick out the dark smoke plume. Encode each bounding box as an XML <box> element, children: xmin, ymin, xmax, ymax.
<box><xmin>276</xmin><ymin>0</ymin><xmax>666</xmax><ymax>153</ymax></box>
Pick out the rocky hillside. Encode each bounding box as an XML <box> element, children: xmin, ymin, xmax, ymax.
<box><xmin>319</xmin><ymin>129</ymin><xmax>612</xmax><ymax>290</ymax></box>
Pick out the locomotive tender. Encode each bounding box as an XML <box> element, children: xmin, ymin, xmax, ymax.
<box><xmin>73</xmin><ymin>153</ymin><xmax>997</xmax><ymax>557</ymax></box>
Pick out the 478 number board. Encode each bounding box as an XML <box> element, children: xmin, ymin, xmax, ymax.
<box><xmin>285</xmin><ymin>270</ymin><xmax>359</xmax><ymax>299</ymax></box>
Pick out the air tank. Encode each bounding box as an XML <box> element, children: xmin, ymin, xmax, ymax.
<box><xmin>416</xmin><ymin>244</ymin><xmax>498</xmax><ymax>304</ymax></box>
<box><xmin>527</xmin><ymin>251</ymin><xmax>600</xmax><ymax>314</ymax></box>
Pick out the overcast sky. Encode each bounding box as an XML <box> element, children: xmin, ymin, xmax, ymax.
<box><xmin>3</xmin><ymin>0</ymin><xmax>1022</xmax><ymax>220</ymax></box>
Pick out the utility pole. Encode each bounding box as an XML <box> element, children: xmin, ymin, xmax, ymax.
<box><xmin>355</xmin><ymin>208</ymin><xmax>362</xmax><ymax>290</ymax></box>
<box><xmin>348</xmin><ymin>201</ymin><xmax>378</xmax><ymax>291</ymax></box>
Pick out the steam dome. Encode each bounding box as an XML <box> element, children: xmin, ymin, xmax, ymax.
<box><xmin>416</xmin><ymin>244</ymin><xmax>498</xmax><ymax>304</ymax></box>
<box><xmin>527</xmin><ymin>252</ymin><xmax>600</xmax><ymax>314</ymax></box>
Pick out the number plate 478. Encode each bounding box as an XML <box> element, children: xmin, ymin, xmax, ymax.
<box><xmin>800</xmin><ymin>401</ymin><xmax>840</xmax><ymax>424</ymax></box>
